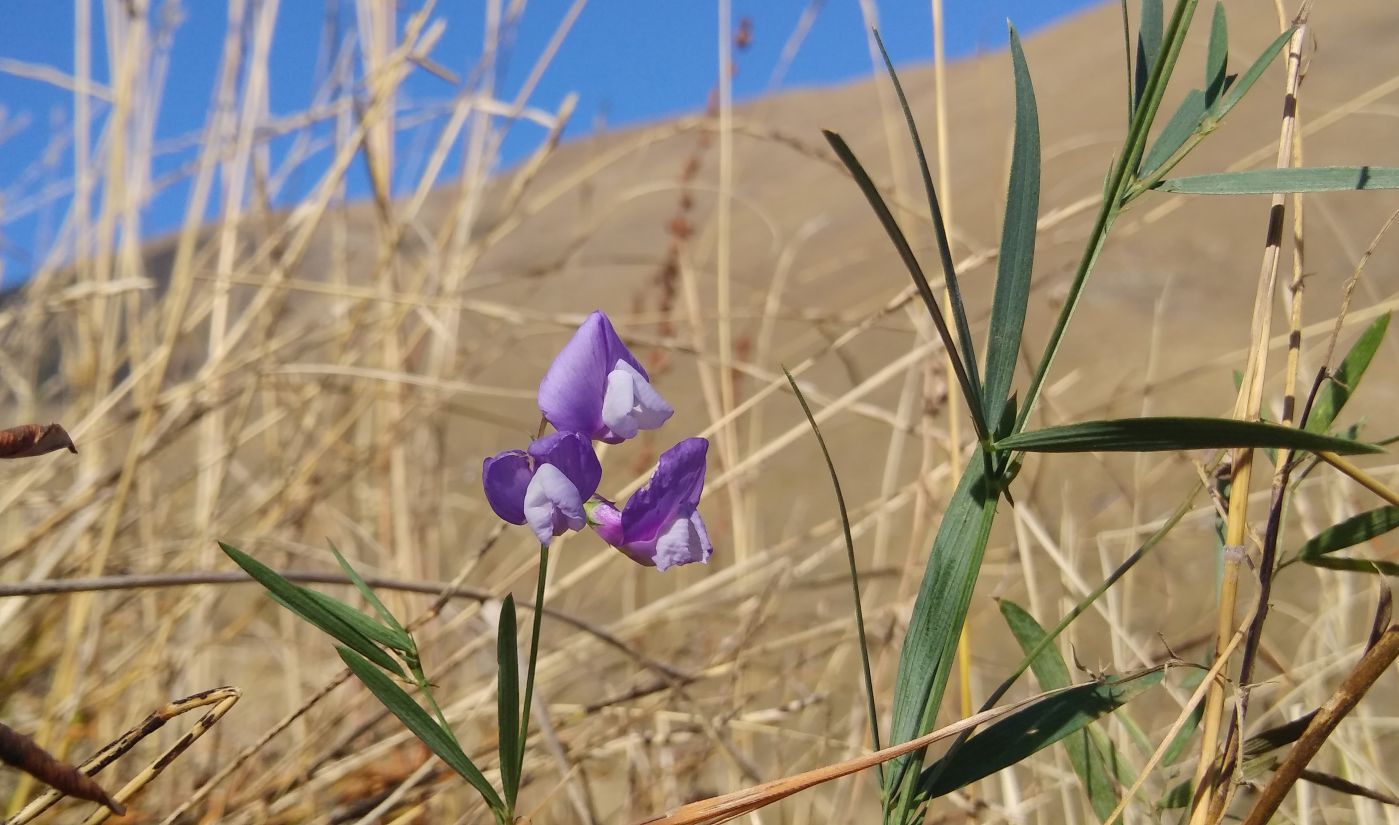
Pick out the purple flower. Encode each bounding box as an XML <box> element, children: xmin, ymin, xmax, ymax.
<box><xmin>538</xmin><ymin>311</ymin><xmax>674</xmax><ymax>444</ymax></box>
<box><xmin>587</xmin><ymin>438</ymin><xmax>713</xmax><ymax>571</ymax></box>
<box><xmin>482</xmin><ymin>432</ymin><xmax>602</xmax><ymax>545</ymax></box>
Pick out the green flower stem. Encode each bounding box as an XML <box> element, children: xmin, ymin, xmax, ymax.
<box><xmin>516</xmin><ymin>544</ymin><xmax>550</xmax><ymax>793</ymax></box>
<box><xmin>1014</xmin><ymin>0</ymin><xmax>1199</xmax><ymax>436</ymax></box>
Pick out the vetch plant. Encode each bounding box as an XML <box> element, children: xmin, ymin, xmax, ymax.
<box><xmin>222</xmin><ymin>310</ymin><xmax>710</xmax><ymax>824</ymax></box>
<box><xmin>803</xmin><ymin>5</ymin><xmax>1399</xmax><ymax>824</ymax></box>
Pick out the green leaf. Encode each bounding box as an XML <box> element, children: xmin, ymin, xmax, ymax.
<box><xmin>496</xmin><ymin>596</ymin><xmax>522</xmax><ymax>809</ymax></box>
<box><xmin>917</xmin><ymin>670</ymin><xmax>1164</xmax><ymax>799</ymax></box>
<box><xmin>1000</xmin><ymin>601</ymin><xmax>1124</xmax><ymax>820</ymax></box>
<box><xmin>1139</xmin><ymin>88</ymin><xmax>1205</xmax><ymax>177</ymax></box>
<box><xmin>872</xmin><ymin>31</ymin><xmax>983</xmax><ymax>424</ymax></box>
<box><xmin>1306</xmin><ymin>313</ymin><xmax>1390</xmax><ymax>434</ymax></box>
<box><xmin>1203</xmin><ymin>2</ymin><xmax>1228</xmax><ymax>106</ymax></box>
<box><xmin>328</xmin><ymin>541</ymin><xmax>407</xmax><ymax>635</ymax></box>
<box><xmin>823</xmin><ymin>130</ymin><xmax>990</xmax><ymax>441</ymax></box>
<box><xmin>984</xmin><ymin>27</ymin><xmax>1040</xmax><ymax>438</ymax></box>
<box><xmin>995</xmin><ymin>416</ymin><xmax>1382</xmax><ymax>455</ymax></box>
<box><xmin>1298</xmin><ymin>506</ymin><xmax>1399</xmax><ymax>576</ymax></box>
<box><xmin>281</xmin><ymin>587</ymin><xmax>414</xmax><ymax>658</ymax></box>
<box><xmin>885</xmin><ymin>459</ymin><xmax>999</xmax><ymax>815</ymax></box>
<box><xmin>221</xmin><ymin>542</ymin><xmax>407</xmax><ymax>677</ymax></box>
<box><xmin>1208</xmin><ymin>27</ymin><xmax>1293</xmax><ymax>121</ymax></box>
<box><xmin>1158</xmin><ymin>166</ymin><xmax>1399</xmax><ymax>195</ymax></box>
<box><xmin>338</xmin><ymin>647</ymin><xmax>506</xmax><ymax>818</ymax></box>
<box><xmin>1133</xmin><ymin>0</ymin><xmax>1164</xmax><ymax>115</ymax></box>
<box><xmin>1159</xmin><ymin>779</ymin><xmax>1193</xmax><ymax>809</ymax></box>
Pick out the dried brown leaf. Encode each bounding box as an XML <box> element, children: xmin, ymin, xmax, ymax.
<box><xmin>0</xmin><ymin>722</ymin><xmax>125</xmax><ymax>814</ymax></box>
<box><xmin>0</xmin><ymin>423</ymin><xmax>77</xmax><ymax>459</ymax></box>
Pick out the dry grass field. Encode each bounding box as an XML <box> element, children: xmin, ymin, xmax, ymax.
<box><xmin>1</xmin><ymin>1</ymin><xmax>1398</xmax><ymax>822</ymax></box>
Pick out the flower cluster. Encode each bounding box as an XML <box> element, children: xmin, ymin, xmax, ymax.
<box><xmin>483</xmin><ymin>311</ymin><xmax>713</xmax><ymax>571</ymax></box>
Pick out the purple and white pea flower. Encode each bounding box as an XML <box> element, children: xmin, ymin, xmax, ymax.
<box><xmin>586</xmin><ymin>437</ymin><xmax>713</xmax><ymax>572</ymax></box>
<box><xmin>482</xmin><ymin>431</ymin><xmax>602</xmax><ymax>545</ymax></box>
<box><xmin>538</xmin><ymin>311</ymin><xmax>674</xmax><ymax>444</ymax></box>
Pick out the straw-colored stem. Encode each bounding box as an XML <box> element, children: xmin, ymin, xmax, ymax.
<box><xmin>1190</xmin><ymin>22</ymin><xmax>1308</xmax><ymax>825</ymax></box>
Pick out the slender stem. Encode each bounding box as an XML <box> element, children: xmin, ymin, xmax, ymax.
<box><xmin>414</xmin><ymin>661</ymin><xmax>458</xmax><ymax>746</ymax></box>
<box><xmin>517</xmin><ymin>543</ymin><xmax>550</xmax><ymax>782</ymax></box>
<box><xmin>1014</xmin><ymin>0</ymin><xmax>1199</xmax><ymax>434</ymax></box>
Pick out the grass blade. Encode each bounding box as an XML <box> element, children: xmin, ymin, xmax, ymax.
<box><xmin>995</xmin><ymin>416</ymin><xmax>1382</xmax><ymax>454</ymax></box>
<box><xmin>885</xmin><ymin>459</ymin><xmax>999</xmax><ymax>817</ymax></box>
<box><xmin>496</xmin><ymin>595</ymin><xmax>522</xmax><ymax>809</ymax></box>
<box><xmin>1203</xmin><ymin>1</ymin><xmax>1228</xmax><ymax>106</ymax></box>
<box><xmin>221</xmin><ymin>542</ymin><xmax>408</xmax><ymax>677</ymax></box>
<box><xmin>785</xmin><ymin>368</ymin><xmax>881</xmax><ymax>767</ymax></box>
<box><xmin>1158</xmin><ymin>166</ymin><xmax>1399</xmax><ymax>194</ymax></box>
<box><xmin>822</xmin><ymin>129</ymin><xmax>990</xmax><ymax>442</ymax></box>
<box><xmin>871</xmin><ymin>31</ymin><xmax>983</xmax><ymax>413</ymax></box>
<box><xmin>984</xmin><ymin>26</ymin><xmax>1040</xmax><ymax>437</ymax></box>
<box><xmin>338</xmin><ymin>647</ymin><xmax>506</xmax><ymax>818</ymax></box>
<box><xmin>1306</xmin><ymin>313</ymin><xmax>1390</xmax><ymax>434</ymax></box>
<box><xmin>1000</xmin><ymin>601</ymin><xmax>1126</xmax><ymax>819</ymax></box>
<box><xmin>917</xmin><ymin>669</ymin><xmax>1165</xmax><ymax>800</ymax></box>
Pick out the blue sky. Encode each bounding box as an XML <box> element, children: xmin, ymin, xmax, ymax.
<box><xmin>0</xmin><ymin>1</ymin><xmax>1101</xmax><ymax>282</ymax></box>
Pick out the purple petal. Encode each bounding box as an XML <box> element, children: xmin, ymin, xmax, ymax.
<box><xmin>587</xmin><ymin>497</ymin><xmax>627</xmax><ymax>550</ymax></box>
<box><xmin>601</xmin><ymin>361</ymin><xmax>674</xmax><ymax>440</ymax></box>
<box><xmin>522</xmin><ymin>464</ymin><xmax>585</xmax><ymax>545</ymax></box>
<box><xmin>528</xmin><ymin>431</ymin><xmax>602</xmax><ymax>500</ymax></box>
<box><xmin>482</xmin><ymin>450</ymin><xmax>531</xmax><ymax>525</ymax></box>
<box><xmin>652</xmin><ymin>508</ymin><xmax>713</xmax><ymax>571</ymax></box>
<box><xmin>538</xmin><ymin>312</ymin><xmax>650</xmax><ymax>441</ymax></box>
<box><xmin>621</xmin><ymin>438</ymin><xmax>708</xmax><ymax>542</ymax></box>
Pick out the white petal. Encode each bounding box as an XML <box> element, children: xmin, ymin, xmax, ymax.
<box><xmin>601</xmin><ymin>368</ymin><xmax>640</xmax><ymax>440</ymax></box>
<box><xmin>652</xmin><ymin>510</ymin><xmax>709</xmax><ymax>572</ymax></box>
<box><xmin>601</xmin><ymin>360</ymin><xmax>674</xmax><ymax>440</ymax></box>
<box><xmin>523</xmin><ymin>464</ymin><xmax>584</xmax><ymax>544</ymax></box>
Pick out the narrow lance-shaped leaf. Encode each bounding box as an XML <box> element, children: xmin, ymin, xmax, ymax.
<box><xmin>328</xmin><ymin>540</ymin><xmax>407</xmax><ymax>635</ymax></box>
<box><xmin>1139</xmin><ymin>88</ymin><xmax>1206</xmax><ymax>177</ymax></box>
<box><xmin>872</xmin><ymin>30</ymin><xmax>983</xmax><ymax>416</ymax></box>
<box><xmin>885</xmin><ymin>459</ymin><xmax>999</xmax><ymax>816</ymax></box>
<box><xmin>918</xmin><ymin>669</ymin><xmax>1165</xmax><ymax>799</ymax></box>
<box><xmin>1297</xmin><ymin>506</ymin><xmax>1399</xmax><ymax>576</ymax></box>
<box><xmin>338</xmin><ymin>647</ymin><xmax>506</xmax><ymax>819</ymax></box>
<box><xmin>496</xmin><ymin>595</ymin><xmax>522</xmax><ymax>808</ymax></box>
<box><xmin>277</xmin><ymin>587</ymin><xmax>413</xmax><ymax>657</ymax></box>
<box><xmin>823</xmin><ymin>130</ymin><xmax>990</xmax><ymax>441</ymax></box>
<box><xmin>996</xmin><ymin>416</ymin><xmax>1382</xmax><ymax>455</ymax></box>
<box><xmin>221</xmin><ymin>542</ymin><xmax>408</xmax><ymax>677</ymax></box>
<box><xmin>1158</xmin><ymin>166</ymin><xmax>1399</xmax><ymax>195</ymax></box>
<box><xmin>786</xmin><ymin>368</ymin><xmax>881</xmax><ymax>762</ymax></box>
<box><xmin>984</xmin><ymin>26</ymin><xmax>1040</xmax><ymax>438</ymax></box>
<box><xmin>1000</xmin><ymin>601</ymin><xmax>1126</xmax><ymax>820</ymax></box>
<box><xmin>1207</xmin><ymin>26</ymin><xmax>1293</xmax><ymax>121</ymax></box>
<box><xmin>1306</xmin><ymin>313</ymin><xmax>1389</xmax><ymax>434</ymax></box>
<box><xmin>1133</xmin><ymin>0</ymin><xmax>1164</xmax><ymax>115</ymax></box>
<box><xmin>1203</xmin><ymin>2</ymin><xmax>1228</xmax><ymax>106</ymax></box>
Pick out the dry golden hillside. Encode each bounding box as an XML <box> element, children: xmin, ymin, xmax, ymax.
<box><xmin>1</xmin><ymin>1</ymin><xmax>1397</xmax><ymax>822</ymax></box>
